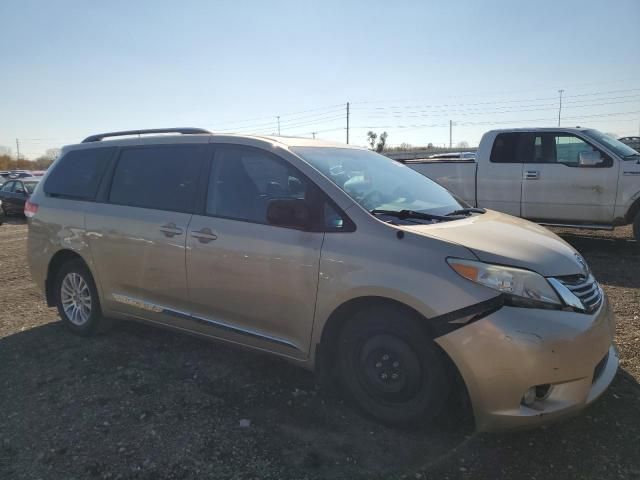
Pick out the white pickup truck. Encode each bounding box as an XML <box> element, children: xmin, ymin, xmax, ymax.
<box><xmin>407</xmin><ymin>127</ymin><xmax>640</xmax><ymax>241</ymax></box>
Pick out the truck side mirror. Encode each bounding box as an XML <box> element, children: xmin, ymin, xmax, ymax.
<box><xmin>578</xmin><ymin>151</ymin><xmax>603</xmax><ymax>167</ymax></box>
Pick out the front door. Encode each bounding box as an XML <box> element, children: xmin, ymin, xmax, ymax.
<box><xmin>520</xmin><ymin>132</ymin><xmax>620</xmax><ymax>223</ymax></box>
<box><xmin>185</xmin><ymin>145</ymin><xmax>324</xmax><ymax>358</ymax></box>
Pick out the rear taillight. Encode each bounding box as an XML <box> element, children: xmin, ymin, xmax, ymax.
<box><xmin>24</xmin><ymin>200</ymin><xmax>38</xmax><ymax>218</ymax></box>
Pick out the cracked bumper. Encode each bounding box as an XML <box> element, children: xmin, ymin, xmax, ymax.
<box><xmin>436</xmin><ymin>294</ymin><xmax>618</xmax><ymax>432</ymax></box>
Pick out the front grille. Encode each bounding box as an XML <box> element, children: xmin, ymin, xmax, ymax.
<box><xmin>556</xmin><ymin>274</ymin><xmax>603</xmax><ymax>313</ymax></box>
<box><xmin>593</xmin><ymin>352</ymin><xmax>609</xmax><ymax>384</ymax></box>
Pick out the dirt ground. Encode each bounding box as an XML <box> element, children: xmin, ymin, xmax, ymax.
<box><xmin>1</xmin><ymin>218</ymin><xmax>639</xmax><ymax>480</ymax></box>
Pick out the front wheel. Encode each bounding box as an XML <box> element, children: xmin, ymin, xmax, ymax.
<box><xmin>337</xmin><ymin>304</ymin><xmax>451</xmax><ymax>427</ymax></box>
<box><xmin>54</xmin><ymin>259</ymin><xmax>111</xmax><ymax>336</ymax></box>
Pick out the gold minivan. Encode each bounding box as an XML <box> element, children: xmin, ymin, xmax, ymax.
<box><xmin>27</xmin><ymin>128</ymin><xmax>618</xmax><ymax>431</ymax></box>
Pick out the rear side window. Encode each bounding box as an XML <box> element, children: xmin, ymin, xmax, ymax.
<box><xmin>109</xmin><ymin>146</ymin><xmax>204</xmax><ymax>213</ymax></box>
<box><xmin>490</xmin><ymin>133</ymin><xmax>532</xmax><ymax>163</ymax></box>
<box><xmin>44</xmin><ymin>148</ymin><xmax>114</xmax><ymax>200</ymax></box>
<box><xmin>1</xmin><ymin>181</ymin><xmax>15</xmax><ymax>192</ymax></box>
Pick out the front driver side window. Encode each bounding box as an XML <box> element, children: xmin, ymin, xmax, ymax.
<box><xmin>207</xmin><ymin>146</ymin><xmax>309</xmax><ymax>224</ymax></box>
<box><xmin>206</xmin><ymin>146</ymin><xmax>349</xmax><ymax>231</ymax></box>
<box><xmin>533</xmin><ymin>134</ymin><xmax>611</xmax><ymax>167</ymax></box>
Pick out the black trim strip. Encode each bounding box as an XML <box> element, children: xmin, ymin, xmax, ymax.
<box><xmin>112</xmin><ymin>293</ymin><xmax>300</xmax><ymax>351</ymax></box>
<box><xmin>431</xmin><ymin>295</ymin><xmax>504</xmax><ymax>337</ymax></box>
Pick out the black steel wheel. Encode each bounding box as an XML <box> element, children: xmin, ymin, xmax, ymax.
<box><xmin>337</xmin><ymin>303</ymin><xmax>451</xmax><ymax>427</ymax></box>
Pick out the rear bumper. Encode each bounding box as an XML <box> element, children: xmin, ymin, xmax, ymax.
<box><xmin>436</xmin><ymin>295</ymin><xmax>617</xmax><ymax>432</ymax></box>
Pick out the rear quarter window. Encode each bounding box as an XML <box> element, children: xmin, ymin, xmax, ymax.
<box><xmin>490</xmin><ymin>132</ymin><xmax>532</xmax><ymax>163</ymax></box>
<box><xmin>44</xmin><ymin>148</ymin><xmax>114</xmax><ymax>200</ymax></box>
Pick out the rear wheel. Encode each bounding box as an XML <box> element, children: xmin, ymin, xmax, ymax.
<box><xmin>634</xmin><ymin>213</ymin><xmax>640</xmax><ymax>243</ymax></box>
<box><xmin>337</xmin><ymin>304</ymin><xmax>451</xmax><ymax>427</ymax></box>
<box><xmin>54</xmin><ymin>259</ymin><xmax>111</xmax><ymax>336</ymax></box>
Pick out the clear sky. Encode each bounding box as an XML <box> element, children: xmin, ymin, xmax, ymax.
<box><xmin>1</xmin><ymin>0</ymin><xmax>639</xmax><ymax>158</ymax></box>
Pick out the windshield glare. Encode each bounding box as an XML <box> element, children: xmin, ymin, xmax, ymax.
<box><xmin>292</xmin><ymin>147</ymin><xmax>462</xmax><ymax>216</ymax></box>
<box><xmin>583</xmin><ymin>129</ymin><xmax>639</xmax><ymax>158</ymax></box>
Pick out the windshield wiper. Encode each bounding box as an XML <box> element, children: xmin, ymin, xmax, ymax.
<box><xmin>623</xmin><ymin>153</ymin><xmax>640</xmax><ymax>159</ymax></box>
<box><xmin>446</xmin><ymin>207</ymin><xmax>486</xmax><ymax>216</ymax></box>
<box><xmin>370</xmin><ymin>209</ymin><xmax>460</xmax><ymax>222</ymax></box>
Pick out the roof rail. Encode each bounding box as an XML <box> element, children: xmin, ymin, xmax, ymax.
<box><xmin>81</xmin><ymin>128</ymin><xmax>212</xmax><ymax>143</ymax></box>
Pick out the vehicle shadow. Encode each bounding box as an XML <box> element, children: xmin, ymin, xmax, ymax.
<box><xmin>1</xmin><ymin>319</ymin><xmax>639</xmax><ymax>479</ymax></box>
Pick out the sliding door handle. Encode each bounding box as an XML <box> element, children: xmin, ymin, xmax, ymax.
<box><xmin>159</xmin><ymin>223</ymin><xmax>184</xmax><ymax>237</ymax></box>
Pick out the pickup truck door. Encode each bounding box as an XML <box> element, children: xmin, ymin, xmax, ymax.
<box><xmin>475</xmin><ymin>132</ymin><xmax>526</xmax><ymax>216</ymax></box>
<box><xmin>520</xmin><ymin>133</ymin><xmax>620</xmax><ymax>224</ymax></box>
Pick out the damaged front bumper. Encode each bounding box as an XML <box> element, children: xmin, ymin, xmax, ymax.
<box><xmin>435</xmin><ymin>293</ymin><xmax>618</xmax><ymax>432</ymax></box>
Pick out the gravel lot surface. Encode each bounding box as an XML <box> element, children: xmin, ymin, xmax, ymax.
<box><xmin>1</xmin><ymin>218</ymin><xmax>638</xmax><ymax>480</ymax></box>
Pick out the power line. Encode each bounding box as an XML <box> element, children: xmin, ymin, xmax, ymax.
<box><xmin>355</xmin><ymin>88</ymin><xmax>640</xmax><ymax>112</ymax></box>
<box><xmin>347</xmin><ymin>109</ymin><xmax>640</xmax><ymax>130</ymax></box>
<box><xmin>357</xmin><ymin>97</ymin><xmax>640</xmax><ymax>119</ymax></box>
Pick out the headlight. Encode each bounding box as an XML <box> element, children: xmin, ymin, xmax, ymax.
<box><xmin>447</xmin><ymin>258</ymin><xmax>561</xmax><ymax>308</ymax></box>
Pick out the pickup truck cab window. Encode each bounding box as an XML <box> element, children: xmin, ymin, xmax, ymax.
<box><xmin>489</xmin><ymin>133</ymin><xmax>532</xmax><ymax>163</ymax></box>
<box><xmin>532</xmin><ymin>134</ymin><xmax>612</xmax><ymax>168</ymax></box>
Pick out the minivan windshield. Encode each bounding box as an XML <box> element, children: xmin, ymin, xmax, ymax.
<box><xmin>292</xmin><ymin>147</ymin><xmax>463</xmax><ymax>216</ymax></box>
<box><xmin>583</xmin><ymin>129</ymin><xmax>639</xmax><ymax>158</ymax></box>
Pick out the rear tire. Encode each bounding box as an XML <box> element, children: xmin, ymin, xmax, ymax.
<box><xmin>54</xmin><ymin>259</ymin><xmax>111</xmax><ymax>336</ymax></box>
<box><xmin>337</xmin><ymin>304</ymin><xmax>451</xmax><ymax>427</ymax></box>
<box><xmin>633</xmin><ymin>213</ymin><xmax>640</xmax><ymax>243</ymax></box>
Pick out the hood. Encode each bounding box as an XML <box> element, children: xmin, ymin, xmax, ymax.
<box><xmin>402</xmin><ymin>210</ymin><xmax>585</xmax><ymax>277</ymax></box>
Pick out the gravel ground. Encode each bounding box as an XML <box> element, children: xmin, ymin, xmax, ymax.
<box><xmin>1</xmin><ymin>218</ymin><xmax>639</xmax><ymax>480</ymax></box>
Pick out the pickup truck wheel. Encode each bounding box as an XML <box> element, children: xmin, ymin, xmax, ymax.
<box><xmin>634</xmin><ymin>213</ymin><xmax>640</xmax><ymax>243</ymax></box>
<box><xmin>54</xmin><ymin>259</ymin><xmax>112</xmax><ymax>336</ymax></box>
<box><xmin>337</xmin><ymin>304</ymin><xmax>451</xmax><ymax>427</ymax></box>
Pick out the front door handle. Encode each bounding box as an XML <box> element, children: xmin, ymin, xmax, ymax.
<box><xmin>159</xmin><ymin>223</ymin><xmax>184</xmax><ymax>237</ymax></box>
<box><xmin>524</xmin><ymin>170</ymin><xmax>539</xmax><ymax>180</ymax></box>
<box><xmin>191</xmin><ymin>228</ymin><xmax>218</xmax><ymax>244</ymax></box>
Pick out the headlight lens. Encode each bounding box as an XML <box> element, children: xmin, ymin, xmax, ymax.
<box><xmin>447</xmin><ymin>258</ymin><xmax>561</xmax><ymax>307</ymax></box>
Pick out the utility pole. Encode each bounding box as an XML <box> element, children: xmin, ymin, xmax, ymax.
<box><xmin>277</xmin><ymin>116</ymin><xmax>281</xmax><ymax>136</ymax></box>
<box><xmin>449</xmin><ymin>120</ymin><xmax>452</xmax><ymax>149</ymax></box>
<box><xmin>346</xmin><ymin>102</ymin><xmax>350</xmax><ymax>144</ymax></box>
<box><xmin>15</xmin><ymin>138</ymin><xmax>20</xmax><ymax>160</ymax></box>
<box><xmin>557</xmin><ymin>89</ymin><xmax>564</xmax><ymax>127</ymax></box>
<box><xmin>311</xmin><ymin>132</ymin><xmax>317</xmax><ymax>139</ymax></box>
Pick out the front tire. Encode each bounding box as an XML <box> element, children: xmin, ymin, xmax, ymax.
<box><xmin>54</xmin><ymin>259</ymin><xmax>110</xmax><ymax>336</ymax></box>
<box><xmin>337</xmin><ymin>304</ymin><xmax>451</xmax><ymax>427</ymax></box>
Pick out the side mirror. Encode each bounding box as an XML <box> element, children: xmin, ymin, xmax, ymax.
<box><xmin>578</xmin><ymin>151</ymin><xmax>603</xmax><ymax>167</ymax></box>
<box><xmin>266</xmin><ymin>198</ymin><xmax>311</xmax><ymax>229</ymax></box>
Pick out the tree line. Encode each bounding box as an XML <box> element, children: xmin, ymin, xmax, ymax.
<box><xmin>0</xmin><ymin>149</ymin><xmax>58</xmax><ymax>171</ymax></box>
